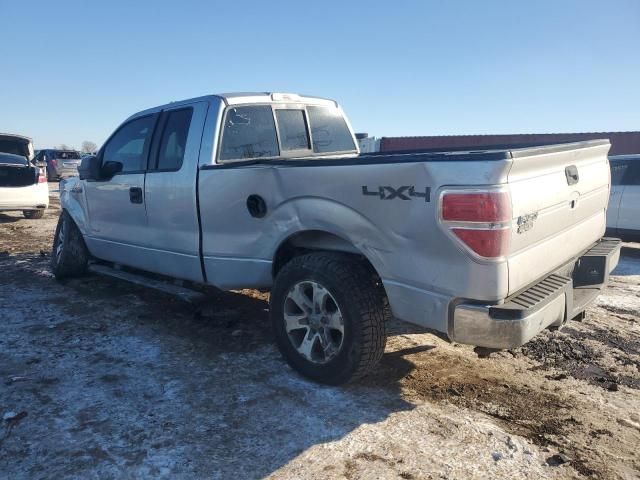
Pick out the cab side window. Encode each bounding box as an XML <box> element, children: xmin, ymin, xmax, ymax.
<box><xmin>156</xmin><ymin>108</ymin><xmax>193</xmax><ymax>171</ymax></box>
<box><xmin>103</xmin><ymin>115</ymin><xmax>156</xmax><ymax>173</ymax></box>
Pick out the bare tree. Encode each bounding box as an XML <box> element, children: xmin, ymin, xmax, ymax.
<box><xmin>81</xmin><ymin>141</ymin><xmax>97</xmax><ymax>154</ymax></box>
<box><xmin>58</xmin><ymin>144</ymin><xmax>72</xmax><ymax>150</ymax></box>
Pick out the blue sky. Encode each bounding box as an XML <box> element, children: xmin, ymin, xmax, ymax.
<box><xmin>1</xmin><ymin>0</ymin><xmax>638</xmax><ymax>149</ymax></box>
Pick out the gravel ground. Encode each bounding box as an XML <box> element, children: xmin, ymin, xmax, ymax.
<box><xmin>0</xmin><ymin>185</ymin><xmax>638</xmax><ymax>479</ymax></box>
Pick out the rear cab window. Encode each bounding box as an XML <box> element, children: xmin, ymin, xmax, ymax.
<box><xmin>275</xmin><ymin>109</ymin><xmax>310</xmax><ymax>152</ymax></box>
<box><xmin>218</xmin><ymin>103</ymin><xmax>356</xmax><ymax>163</ymax></box>
<box><xmin>307</xmin><ymin>106</ymin><xmax>356</xmax><ymax>154</ymax></box>
<box><xmin>219</xmin><ymin>106</ymin><xmax>279</xmax><ymax>161</ymax></box>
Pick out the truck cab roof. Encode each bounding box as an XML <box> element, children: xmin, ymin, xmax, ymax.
<box><xmin>216</xmin><ymin>92</ymin><xmax>337</xmax><ymax>106</ymax></box>
<box><xmin>131</xmin><ymin>92</ymin><xmax>338</xmax><ymax>119</ymax></box>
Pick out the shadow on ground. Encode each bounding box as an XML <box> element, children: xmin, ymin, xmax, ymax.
<box><xmin>0</xmin><ymin>253</ymin><xmax>423</xmax><ymax>479</ymax></box>
<box><xmin>0</xmin><ymin>213</ymin><xmax>22</xmax><ymax>224</ymax></box>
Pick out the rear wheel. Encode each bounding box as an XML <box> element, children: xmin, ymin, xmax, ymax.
<box><xmin>51</xmin><ymin>211</ymin><xmax>89</xmax><ymax>279</ymax></box>
<box><xmin>270</xmin><ymin>252</ymin><xmax>386</xmax><ymax>385</ymax></box>
<box><xmin>23</xmin><ymin>209</ymin><xmax>45</xmax><ymax>219</ymax></box>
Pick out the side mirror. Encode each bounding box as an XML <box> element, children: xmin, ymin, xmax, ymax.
<box><xmin>78</xmin><ymin>155</ymin><xmax>101</xmax><ymax>180</ymax></box>
<box><xmin>101</xmin><ymin>160</ymin><xmax>123</xmax><ymax>178</ymax></box>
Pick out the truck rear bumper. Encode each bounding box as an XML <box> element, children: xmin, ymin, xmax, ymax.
<box><xmin>450</xmin><ymin>238</ymin><xmax>621</xmax><ymax>349</ymax></box>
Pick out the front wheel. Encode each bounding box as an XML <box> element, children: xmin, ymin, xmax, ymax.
<box><xmin>51</xmin><ymin>211</ymin><xmax>89</xmax><ymax>279</ymax></box>
<box><xmin>270</xmin><ymin>252</ymin><xmax>386</xmax><ymax>385</ymax></box>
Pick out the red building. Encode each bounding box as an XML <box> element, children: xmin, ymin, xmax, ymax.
<box><xmin>380</xmin><ymin>131</ymin><xmax>640</xmax><ymax>156</ymax></box>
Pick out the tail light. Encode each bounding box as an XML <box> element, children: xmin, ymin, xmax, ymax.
<box><xmin>50</xmin><ymin>159</ymin><xmax>57</xmax><ymax>169</ymax></box>
<box><xmin>439</xmin><ymin>189</ymin><xmax>512</xmax><ymax>259</ymax></box>
<box><xmin>38</xmin><ymin>168</ymin><xmax>46</xmax><ymax>183</ymax></box>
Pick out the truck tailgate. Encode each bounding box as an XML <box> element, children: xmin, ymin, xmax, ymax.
<box><xmin>507</xmin><ymin>141</ymin><xmax>610</xmax><ymax>295</ymax></box>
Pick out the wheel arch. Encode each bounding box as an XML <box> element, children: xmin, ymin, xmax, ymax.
<box><xmin>272</xmin><ymin>230</ymin><xmax>389</xmax><ymax>300</ymax></box>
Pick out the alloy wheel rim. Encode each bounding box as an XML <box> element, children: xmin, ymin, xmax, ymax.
<box><xmin>283</xmin><ymin>280</ymin><xmax>345</xmax><ymax>364</ymax></box>
<box><xmin>55</xmin><ymin>221</ymin><xmax>65</xmax><ymax>261</ymax></box>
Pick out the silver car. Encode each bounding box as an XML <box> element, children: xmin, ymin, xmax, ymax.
<box><xmin>35</xmin><ymin>149</ymin><xmax>82</xmax><ymax>181</ymax></box>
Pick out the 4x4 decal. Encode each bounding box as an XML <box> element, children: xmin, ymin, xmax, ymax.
<box><xmin>362</xmin><ymin>186</ymin><xmax>431</xmax><ymax>202</ymax></box>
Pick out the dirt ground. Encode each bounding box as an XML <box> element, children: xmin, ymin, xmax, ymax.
<box><xmin>0</xmin><ymin>185</ymin><xmax>639</xmax><ymax>479</ymax></box>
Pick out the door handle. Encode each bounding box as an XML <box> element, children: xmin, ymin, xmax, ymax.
<box><xmin>565</xmin><ymin>165</ymin><xmax>579</xmax><ymax>185</ymax></box>
<box><xmin>129</xmin><ymin>187</ymin><xmax>143</xmax><ymax>204</ymax></box>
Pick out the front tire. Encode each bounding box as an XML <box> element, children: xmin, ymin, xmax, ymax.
<box><xmin>270</xmin><ymin>252</ymin><xmax>386</xmax><ymax>385</ymax></box>
<box><xmin>23</xmin><ymin>209</ymin><xmax>45</xmax><ymax>219</ymax></box>
<box><xmin>51</xmin><ymin>211</ymin><xmax>89</xmax><ymax>279</ymax></box>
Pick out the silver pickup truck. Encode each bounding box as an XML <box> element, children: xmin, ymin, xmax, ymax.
<box><xmin>54</xmin><ymin>92</ymin><xmax>621</xmax><ymax>384</ymax></box>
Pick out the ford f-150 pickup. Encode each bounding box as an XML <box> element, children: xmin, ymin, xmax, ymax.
<box><xmin>53</xmin><ymin>92</ymin><xmax>621</xmax><ymax>384</ymax></box>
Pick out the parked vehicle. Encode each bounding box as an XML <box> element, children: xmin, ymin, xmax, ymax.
<box><xmin>0</xmin><ymin>152</ymin><xmax>48</xmax><ymax>218</ymax></box>
<box><xmin>53</xmin><ymin>92</ymin><xmax>620</xmax><ymax>384</ymax></box>
<box><xmin>35</xmin><ymin>149</ymin><xmax>82</xmax><ymax>181</ymax></box>
<box><xmin>607</xmin><ymin>155</ymin><xmax>640</xmax><ymax>242</ymax></box>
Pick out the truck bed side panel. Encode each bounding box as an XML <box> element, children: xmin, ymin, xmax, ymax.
<box><xmin>198</xmin><ymin>159</ymin><xmax>512</xmax><ymax>333</ymax></box>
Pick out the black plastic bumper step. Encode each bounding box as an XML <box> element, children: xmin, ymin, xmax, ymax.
<box><xmin>491</xmin><ymin>273</ymin><xmax>572</xmax><ymax>320</ymax></box>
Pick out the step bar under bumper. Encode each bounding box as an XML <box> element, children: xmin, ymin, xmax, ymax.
<box><xmin>450</xmin><ymin>238</ymin><xmax>621</xmax><ymax>349</ymax></box>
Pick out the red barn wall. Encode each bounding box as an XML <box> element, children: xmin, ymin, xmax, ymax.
<box><xmin>380</xmin><ymin>132</ymin><xmax>640</xmax><ymax>156</ymax></box>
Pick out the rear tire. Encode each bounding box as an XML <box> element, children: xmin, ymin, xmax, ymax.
<box><xmin>270</xmin><ymin>252</ymin><xmax>386</xmax><ymax>385</ymax></box>
<box><xmin>51</xmin><ymin>210</ymin><xmax>89</xmax><ymax>279</ymax></box>
<box><xmin>23</xmin><ymin>209</ymin><xmax>45</xmax><ymax>219</ymax></box>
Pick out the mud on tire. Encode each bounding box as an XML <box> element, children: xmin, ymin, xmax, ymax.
<box><xmin>270</xmin><ymin>252</ymin><xmax>387</xmax><ymax>385</ymax></box>
<box><xmin>51</xmin><ymin>210</ymin><xmax>89</xmax><ymax>279</ymax></box>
